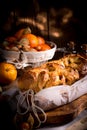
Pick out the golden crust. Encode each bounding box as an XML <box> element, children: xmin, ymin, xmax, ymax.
<box><xmin>17</xmin><ymin>54</ymin><xmax>87</xmax><ymax>93</ymax></box>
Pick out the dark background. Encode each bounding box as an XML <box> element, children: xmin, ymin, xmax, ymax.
<box><xmin>0</xmin><ymin>0</ymin><xmax>87</xmax><ymax>46</ymax></box>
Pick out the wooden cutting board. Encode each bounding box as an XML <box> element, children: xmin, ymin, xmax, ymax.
<box><xmin>38</xmin><ymin>94</ymin><xmax>87</xmax><ymax>126</ymax></box>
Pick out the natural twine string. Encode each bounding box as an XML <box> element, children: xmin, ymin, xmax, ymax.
<box><xmin>17</xmin><ymin>89</ymin><xmax>47</xmax><ymax>128</ymax></box>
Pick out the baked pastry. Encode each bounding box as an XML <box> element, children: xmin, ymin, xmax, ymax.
<box><xmin>17</xmin><ymin>54</ymin><xmax>87</xmax><ymax>93</ymax></box>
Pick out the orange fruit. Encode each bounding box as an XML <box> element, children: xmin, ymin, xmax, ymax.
<box><xmin>20</xmin><ymin>122</ymin><xmax>30</xmax><ymax>130</ymax></box>
<box><xmin>37</xmin><ymin>36</ymin><xmax>45</xmax><ymax>45</ymax></box>
<box><xmin>14</xmin><ymin>28</ymin><xmax>24</xmax><ymax>39</ymax></box>
<box><xmin>5</xmin><ymin>36</ymin><xmax>17</xmax><ymax>44</ymax></box>
<box><xmin>21</xmin><ymin>33</ymin><xmax>39</xmax><ymax>48</ymax></box>
<box><xmin>0</xmin><ymin>62</ymin><xmax>17</xmax><ymax>85</ymax></box>
<box><xmin>14</xmin><ymin>27</ymin><xmax>31</xmax><ymax>40</ymax></box>
<box><xmin>36</xmin><ymin>43</ymin><xmax>51</xmax><ymax>51</ymax></box>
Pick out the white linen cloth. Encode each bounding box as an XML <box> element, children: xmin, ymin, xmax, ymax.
<box><xmin>34</xmin><ymin>75</ymin><xmax>87</xmax><ymax>111</ymax></box>
<box><xmin>2</xmin><ymin>75</ymin><xmax>87</xmax><ymax>112</ymax></box>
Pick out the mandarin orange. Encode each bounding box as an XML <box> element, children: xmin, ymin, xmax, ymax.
<box><xmin>21</xmin><ymin>33</ymin><xmax>39</xmax><ymax>48</ymax></box>
<box><xmin>36</xmin><ymin>43</ymin><xmax>51</xmax><ymax>51</ymax></box>
<box><xmin>5</xmin><ymin>36</ymin><xmax>17</xmax><ymax>43</ymax></box>
<box><xmin>0</xmin><ymin>62</ymin><xmax>17</xmax><ymax>85</ymax></box>
<box><xmin>37</xmin><ymin>36</ymin><xmax>45</xmax><ymax>45</ymax></box>
<box><xmin>14</xmin><ymin>27</ymin><xmax>31</xmax><ymax>40</ymax></box>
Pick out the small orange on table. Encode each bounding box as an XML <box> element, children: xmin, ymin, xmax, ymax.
<box><xmin>0</xmin><ymin>62</ymin><xmax>17</xmax><ymax>85</ymax></box>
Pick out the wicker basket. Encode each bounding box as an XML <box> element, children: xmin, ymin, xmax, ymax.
<box><xmin>0</xmin><ymin>41</ymin><xmax>57</xmax><ymax>69</ymax></box>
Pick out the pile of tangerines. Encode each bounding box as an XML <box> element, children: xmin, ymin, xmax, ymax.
<box><xmin>1</xmin><ymin>27</ymin><xmax>51</xmax><ymax>52</ymax></box>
